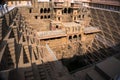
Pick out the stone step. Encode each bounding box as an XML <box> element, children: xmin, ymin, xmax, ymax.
<box><xmin>24</xmin><ymin>69</ymin><xmax>34</xmax><ymax>80</ymax></box>
<box><xmin>39</xmin><ymin>69</ymin><xmax>44</xmax><ymax>72</ymax></box>
<box><xmin>95</xmin><ymin>57</ymin><xmax>120</xmax><ymax>80</ymax></box>
<box><xmin>32</xmin><ymin>63</ymin><xmax>41</xmax><ymax>80</ymax></box>
<box><xmin>25</xmin><ymin>72</ymin><xmax>33</xmax><ymax>76</ymax></box>
<box><xmin>86</xmin><ymin>69</ymin><xmax>105</xmax><ymax>80</ymax></box>
<box><xmin>25</xmin><ymin>76</ymin><xmax>34</xmax><ymax>80</ymax></box>
<box><xmin>40</xmin><ymin>75</ymin><xmax>47</xmax><ymax>79</ymax></box>
<box><xmin>39</xmin><ymin>72</ymin><xmax>46</xmax><ymax>76</ymax></box>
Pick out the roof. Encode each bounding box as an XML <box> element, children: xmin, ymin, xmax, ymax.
<box><xmin>38</xmin><ymin>0</ymin><xmax>49</xmax><ymax>2</ymax></box>
<box><xmin>62</xmin><ymin>22</ymin><xmax>81</xmax><ymax>27</ymax></box>
<box><xmin>84</xmin><ymin>27</ymin><xmax>101</xmax><ymax>34</ymax></box>
<box><xmin>37</xmin><ymin>30</ymin><xmax>66</xmax><ymax>39</ymax></box>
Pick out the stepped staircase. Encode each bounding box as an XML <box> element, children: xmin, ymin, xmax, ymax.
<box><xmin>24</xmin><ymin>68</ymin><xmax>34</xmax><ymax>80</ymax></box>
<box><xmin>86</xmin><ymin>57</ymin><xmax>120</xmax><ymax>80</ymax></box>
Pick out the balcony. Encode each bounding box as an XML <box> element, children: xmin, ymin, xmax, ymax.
<box><xmin>37</xmin><ymin>30</ymin><xmax>67</xmax><ymax>39</ymax></box>
<box><xmin>71</xmin><ymin>3</ymin><xmax>80</xmax><ymax>9</ymax></box>
<box><xmin>53</xmin><ymin>3</ymin><xmax>63</xmax><ymax>8</ymax></box>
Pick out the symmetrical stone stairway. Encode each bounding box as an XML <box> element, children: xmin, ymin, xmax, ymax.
<box><xmin>0</xmin><ymin>7</ymin><xmax>50</xmax><ymax>80</ymax></box>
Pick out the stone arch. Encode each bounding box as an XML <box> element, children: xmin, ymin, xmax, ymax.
<box><xmin>48</xmin><ymin>15</ymin><xmax>50</xmax><ymax>18</ymax></box>
<box><xmin>73</xmin><ymin>35</ymin><xmax>77</xmax><ymax>41</ymax></box>
<box><xmin>44</xmin><ymin>8</ymin><xmax>47</xmax><ymax>13</ymax></box>
<box><xmin>56</xmin><ymin>25</ymin><xmax>58</xmax><ymax>28</ymax></box>
<box><xmin>73</xmin><ymin>35</ymin><xmax>77</xmax><ymax>38</ymax></box>
<box><xmin>41</xmin><ymin>16</ymin><xmax>43</xmax><ymax>19</ymax></box>
<box><xmin>68</xmin><ymin>8</ymin><xmax>71</xmax><ymax>13</ymax></box>
<box><xmin>82</xmin><ymin>15</ymin><xmax>84</xmax><ymax>18</ymax></box>
<box><xmin>48</xmin><ymin>8</ymin><xmax>50</xmax><ymax>13</ymax></box>
<box><xmin>40</xmin><ymin>8</ymin><xmax>43</xmax><ymax>13</ymax></box>
<box><xmin>35</xmin><ymin>16</ymin><xmax>38</xmax><ymax>19</ymax></box>
<box><xmin>78</xmin><ymin>34</ymin><xmax>81</xmax><ymax>40</ymax></box>
<box><xmin>29</xmin><ymin>8</ymin><xmax>32</xmax><ymax>13</ymax></box>
<box><xmin>58</xmin><ymin>17</ymin><xmax>60</xmax><ymax>21</ymax></box>
<box><xmin>74</xmin><ymin>17</ymin><xmax>76</xmax><ymax>20</ymax></box>
<box><xmin>44</xmin><ymin>15</ymin><xmax>47</xmax><ymax>19</ymax></box>
<box><xmin>69</xmin><ymin>36</ymin><xmax>72</xmax><ymax>40</ymax></box>
<box><xmin>64</xmin><ymin>8</ymin><xmax>67</xmax><ymax>13</ymax></box>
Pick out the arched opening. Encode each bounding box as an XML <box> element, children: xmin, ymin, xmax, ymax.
<box><xmin>48</xmin><ymin>15</ymin><xmax>50</xmax><ymax>19</ymax></box>
<box><xmin>68</xmin><ymin>8</ymin><xmax>71</xmax><ymax>13</ymax></box>
<box><xmin>79</xmin><ymin>35</ymin><xmax>81</xmax><ymax>40</ymax></box>
<box><xmin>58</xmin><ymin>17</ymin><xmax>60</xmax><ymax>21</ymax></box>
<box><xmin>35</xmin><ymin>16</ymin><xmax>38</xmax><ymax>19</ymax></box>
<box><xmin>64</xmin><ymin>8</ymin><xmax>67</xmax><ymax>13</ymax></box>
<box><xmin>29</xmin><ymin>8</ymin><xmax>32</xmax><ymax>13</ymax></box>
<box><xmin>44</xmin><ymin>8</ymin><xmax>47</xmax><ymax>13</ymax></box>
<box><xmin>56</xmin><ymin>25</ymin><xmax>58</xmax><ymax>29</ymax></box>
<box><xmin>44</xmin><ymin>15</ymin><xmax>47</xmax><ymax>19</ymax></box>
<box><xmin>40</xmin><ymin>8</ymin><xmax>43</xmax><ymax>13</ymax></box>
<box><xmin>73</xmin><ymin>35</ymin><xmax>77</xmax><ymax>41</ymax></box>
<box><xmin>41</xmin><ymin>16</ymin><xmax>43</xmax><ymax>19</ymax></box>
<box><xmin>62</xmin><ymin>10</ymin><xmax>64</xmax><ymax>14</ymax></box>
<box><xmin>82</xmin><ymin>15</ymin><xmax>84</xmax><ymax>18</ymax></box>
<box><xmin>48</xmin><ymin>8</ymin><xmax>50</xmax><ymax>13</ymax></box>
<box><xmin>69</xmin><ymin>36</ymin><xmax>72</xmax><ymax>42</ymax></box>
<box><xmin>74</xmin><ymin>17</ymin><xmax>76</xmax><ymax>20</ymax></box>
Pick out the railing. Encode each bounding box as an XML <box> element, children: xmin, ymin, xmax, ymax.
<box><xmin>71</xmin><ymin>4</ymin><xmax>80</xmax><ymax>8</ymax></box>
<box><xmin>46</xmin><ymin>43</ymin><xmax>66</xmax><ymax>70</ymax></box>
<box><xmin>46</xmin><ymin>44</ymin><xmax>57</xmax><ymax>60</ymax></box>
<box><xmin>37</xmin><ymin>30</ymin><xmax>66</xmax><ymax>38</ymax></box>
<box><xmin>53</xmin><ymin>4</ymin><xmax>63</xmax><ymax>8</ymax></box>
